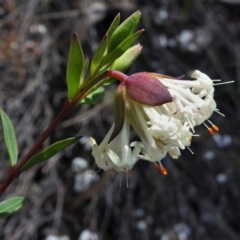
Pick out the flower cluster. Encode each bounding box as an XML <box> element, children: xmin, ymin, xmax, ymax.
<box><xmin>90</xmin><ymin>70</ymin><xmax>219</xmax><ymax>173</ymax></box>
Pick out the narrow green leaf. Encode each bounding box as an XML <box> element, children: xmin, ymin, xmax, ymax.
<box><xmin>80</xmin><ymin>87</ymin><xmax>105</xmax><ymax>105</ymax></box>
<box><xmin>101</xmin><ymin>29</ymin><xmax>144</xmax><ymax>70</ymax></box>
<box><xmin>66</xmin><ymin>32</ymin><xmax>84</xmax><ymax>100</ymax></box>
<box><xmin>0</xmin><ymin>109</ymin><xmax>18</xmax><ymax>166</ymax></box>
<box><xmin>106</xmin><ymin>13</ymin><xmax>120</xmax><ymax>38</ymax></box>
<box><xmin>21</xmin><ymin>137</ymin><xmax>81</xmax><ymax>172</ymax></box>
<box><xmin>108</xmin><ymin>11</ymin><xmax>141</xmax><ymax>52</ymax></box>
<box><xmin>80</xmin><ymin>58</ymin><xmax>89</xmax><ymax>85</ymax></box>
<box><xmin>90</xmin><ymin>35</ymin><xmax>108</xmax><ymax>75</ymax></box>
<box><xmin>111</xmin><ymin>44</ymin><xmax>142</xmax><ymax>72</ymax></box>
<box><xmin>0</xmin><ymin>197</ymin><xmax>25</xmax><ymax>218</ymax></box>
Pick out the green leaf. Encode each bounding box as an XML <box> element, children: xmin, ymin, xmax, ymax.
<box><xmin>90</xmin><ymin>35</ymin><xmax>108</xmax><ymax>75</ymax></box>
<box><xmin>80</xmin><ymin>87</ymin><xmax>105</xmax><ymax>105</ymax></box>
<box><xmin>0</xmin><ymin>109</ymin><xmax>18</xmax><ymax>166</ymax></box>
<box><xmin>108</xmin><ymin>11</ymin><xmax>141</xmax><ymax>52</ymax></box>
<box><xmin>111</xmin><ymin>44</ymin><xmax>142</xmax><ymax>72</ymax></box>
<box><xmin>106</xmin><ymin>13</ymin><xmax>120</xmax><ymax>38</ymax></box>
<box><xmin>101</xmin><ymin>29</ymin><xmax>144</xmax><ymax>70</ymax></box>
<box><xmin>21</xmin><ymin>137</ymin><xmax>81</xmax><ymax>172</ymax></box>
<box><xmin>0</xmin><ymin>197</ymin><xmax>25</xmax><ymax>218</ymax></box>
<box><xmin>66</xmin><ymin>32</ymin><xmax>84</xmax><ymax>100</ymax></box>
<box><xmin>80</xmin><ymin>58</ymin><xmax>89</xmax><ymax>85</ymax></box>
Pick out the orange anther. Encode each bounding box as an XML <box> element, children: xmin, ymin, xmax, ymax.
<box><xmin>212</xmin><ymin>125</ymin><xmax>219</xmax><ymax>132</ymax></box>
<box><xmin>208</xmin><ymin>128</ymin><xmax>214</xmax><ymax>135</ymax></box>
<box><xmin>160</xmin><ymin>167</ymin><xmax>168</xmax><ymax>175</ymax></box>
<box><xmin>154</xmin><ymin>163</ymin><xmax>168</xmax><ymax>175</ymax></box>
<box><xmin>154</xmin><ymin>163</ymin><xmax>161</xmax><ymax>170</ymax></box>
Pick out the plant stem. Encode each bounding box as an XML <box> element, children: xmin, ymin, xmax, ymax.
<box><xmin>0</xmin><ymin>100</ymin><xmax>74</xmax><ymax>197</ymax></box>
<box><xmin>105</xmin><ymin>70</ymin><xmax>128</xmax><ymax>82</ymax></box>
<box><xmin>0</xmin><ymin>72</ymin><xmax>108</xmax><ymax>197</ymax></box>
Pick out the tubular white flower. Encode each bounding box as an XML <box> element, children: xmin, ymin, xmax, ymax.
<box><xmin>126</xmin><ymin>100</ymin><xmax>170</xmax><ymax>162</ymax></box>
<box><xmin>126</xmin><ymin>70</ymin><xmax>217</xmax><ymax>163</ymax></box>
<box><xmin>90</xmin><ymin>70</ymin><xmax>220</xmax><ymax>173</ymax></box>
<box><xmin>153</xmin><ymin>70</ymin><xmax>217</xmax><ymax>128</ymax></box>
<box><xmin>90</xmin><ymin>117</ymin><xmax>141</xmax><ymax>172</ymax></box>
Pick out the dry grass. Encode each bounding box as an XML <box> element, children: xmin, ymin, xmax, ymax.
<box><xmin>0</xmin><ymin>0</ymin><xmax>240</xmax><ymax>239</ymax></box>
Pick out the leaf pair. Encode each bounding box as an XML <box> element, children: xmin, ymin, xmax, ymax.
<box><xmin>0</xmin><ymin>109</ymin><xmax>80</xmax><ymax>218</ymax></box>
<box><xmin>90</xmin><ymin>11</ymin><xmax>143</xmax><ymax>75</ymax></box>
<box><xmin>66</xmin><ymin>11</ymin><xmax>143</xmax><ymax>105</ymax></box>
<box><xmin>0</xmin><ymin>109</ymin><xmax>80</xmax><ymax>171</ymax></box>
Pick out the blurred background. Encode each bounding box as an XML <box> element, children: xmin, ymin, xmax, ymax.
<box><xmin>0</xmin><ymin>0</ymin><xmax>240</xmax><ymax>239</ymax></box>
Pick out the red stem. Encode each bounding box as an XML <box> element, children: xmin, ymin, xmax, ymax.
<box><xmin>105</xmin><ymin>70</ymin><xmax>128</xmax><ymax>82</ymax></box>
<box><xmin>0</xmin><ymin>100</ymin><xmax>74</xmax><ymax>197</ymax></box>
<box><xmin>0</xmin><ymin>72</ymin><xmax>108</xmax><ymax>197</ymax></box>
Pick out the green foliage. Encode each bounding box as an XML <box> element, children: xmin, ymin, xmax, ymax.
<box><xmin>100</xmin><ymin>30</ymin><xmax>144</xmax><ymax>71</ymax></box>
<box><xmin>0</xmin><ymin>109</ymin><xmax>18</xmax><ymax>166</ymax></box>
<box><xmin>80</xmin><ymin>58</ymin><xmax>89</xmax><ymax>84</ymax></box>
<box><xmin>108</xmin><ymin>11</ymin><xmax>141</xmax><ymax>52</ymax></box>
<box><xmin>106</xmin><ymin>13</ymin><xmax>120</xmax><ymax>37</ymax></box>
<box><xmin>66</xmin><ymin>32</ymin><xmax>84</xmax><ymax>100</ymax></box>
<box><xmin>111</xmin><ymin>44</ymin><xmax>142</xmax><ymax>72</ymax></box>
<box><xmin>0</xmin><ymin>197</ymin><xmax>25</xmax><ymax>218</ymax></box>
<box><xmin>80</xmin><ymin>87</ymin><xmax>105</xmax><ymax>104</ymax></box>
<box><xmin>66</xmin><ymin>11</ymin><xmax>143</xmax><ymax>105</ymax></box>
<box><xmin>87</xmin><ymin>11</ymin><xmax>143</xmax><ymax>89</ymax></box>
<box><xmin>21</xmin><ymin>137</ymin><xmax>81</xmax><ymax>172</ymax></box>
<box><xmin>90</xmin><ymin>35</ymin><xmax>108</xmax><ymax>75</ymax></box>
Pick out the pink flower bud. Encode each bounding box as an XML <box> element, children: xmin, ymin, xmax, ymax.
<box><xmin>124</xmin><ymin>72</ymin><xmax>172</xmax><ymax>106</ymax></box>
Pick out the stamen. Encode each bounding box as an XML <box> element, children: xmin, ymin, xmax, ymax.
<box><xmin>91</xmin><ymin>162</ymin><xmax>96</xmax><ymax>175</ymax></box>
<box><xmin>214</xmin><ymin>81</ymin><xmax>234</xmax><ymax>86</ymax></box>
<box><xmin>119</xmin><ymin>173</ymin><xmax>123</xmax><ymax>187</ymax></box>
<box><xmin>126</xmin><ymin>172</ymin><xmax>129</xmax><ymax>188</ymax></box>
<box><xmin>208</xmin><ymin>120</ymin><xmax>219</xmax><ymax>132</ymax></box>
<box><xmin>160</xmin><ymin>166</ymin><xmax>168</xmax><ymax>175</ymax></box>
<box><xmin>159</xmin><ymin>161</ymin><xmax>168</xmax><ymax>175</ymax></box>
<box><xmin>186</xmin><ymin>116</ymin><xmax>195</xmax><ymax>133</ymax></box>
<box><xmin>212</xmin><ymin>125</ymin><xmax>219</xmax><ymax>131</ymax></box>
<box><xmin>187</xmin><ymin>146</ymin><xmax>194</xmax><ymax>154</ymax></box>
<box><xmin>203</xmin><ymin>122</ymin><xmax>214</xmax><ymax>135</ymax></box>
<box><xmin>90</xmin><ymin>163</ymin><xmax>101</xmax><ymax>175</ymax></box>
<box><xmin>154</xmin><ymin>162</ymin><xmax>168</xmax><ymax>175</ymax></box>
<box><xmin>214</xmin><ymin>109</ymin><xmax>225</xmax><ymax>117</ymax></box>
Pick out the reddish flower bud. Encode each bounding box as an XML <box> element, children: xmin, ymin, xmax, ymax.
<box><xmin>124</xmin><ymin>73</ymin><xmax>172</xmax><ymax>106</ymax></box>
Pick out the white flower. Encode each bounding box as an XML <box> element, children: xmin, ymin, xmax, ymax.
<box><xmin>90</xmin><ymin>117</ymin><xmax>141</xmax><ymax>172</ymax></box>
<box><xmin>126</xmin><ymin>70</ymin><xmax>217</xmax><ymax>162</ymax></box>
<box><xmin>152</xmin><ymin>70</ymin><xmax>216</xmax><ymax>128</ymax></box>
<box><xmin>90</xmin><ymin>69</ymin><xmax>221</xmax><ymax>173</ymax></box>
